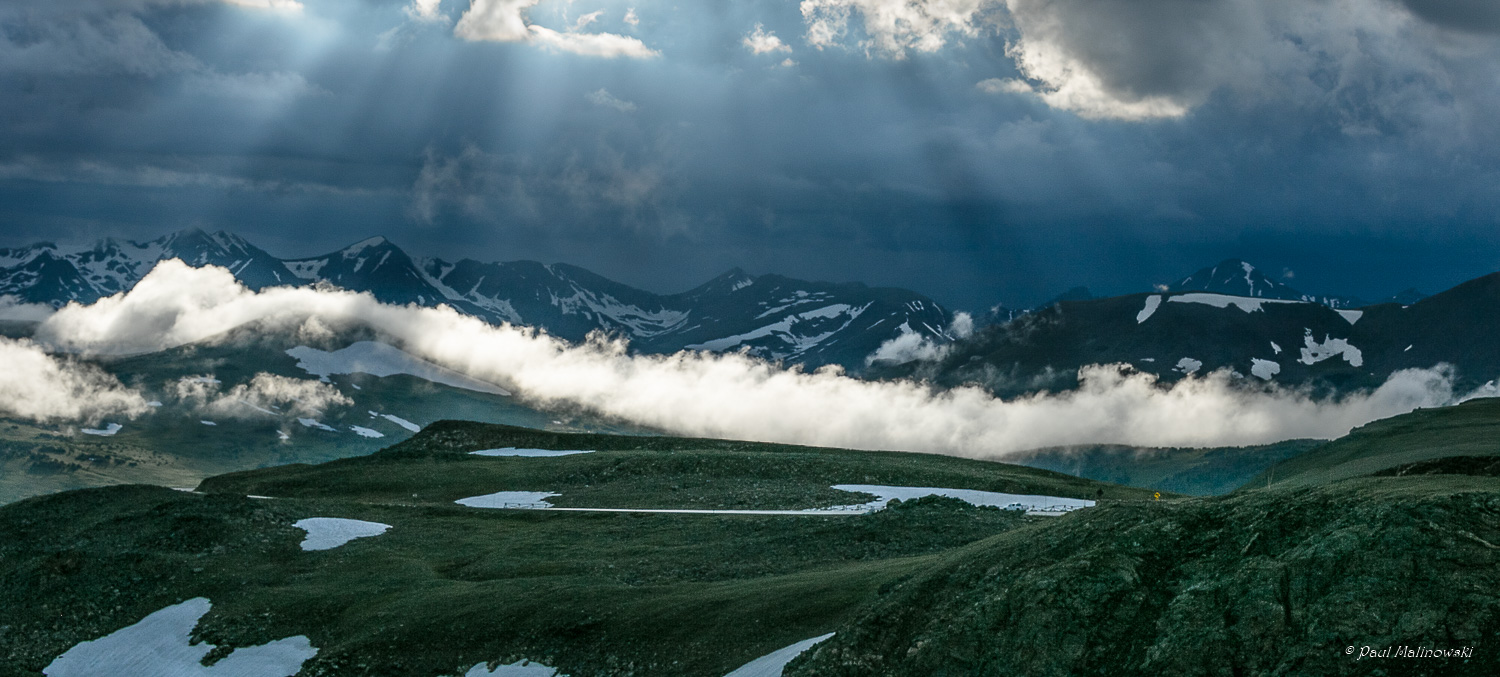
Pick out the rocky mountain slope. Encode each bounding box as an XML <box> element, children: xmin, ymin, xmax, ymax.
<box><xmin>892</xmin><ymin>271</ymin><xmax>1500</xmax><ymax>397</ymax></box>
<box><xmin>0</xmin><ymin>230</ymin><xmax>955</xmax><ymax>371</ymax></box>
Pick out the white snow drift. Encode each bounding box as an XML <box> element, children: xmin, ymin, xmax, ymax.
<box><xmin>462</xmin><ymin>660</ymin><xmax>560</xmax><ymax>676</ymax></box>
<box><xmin>23</xmin><ymin>261</ymin><xmax>1477</xmax><ymax>456</ymax></box>
<box><xmin>724</xmin><ymin>633</ymin><xmax>836</xmax><ymax>677</ymax></box>
<box><xmin>80</xmin><ymin>422</ymin><xmax>122</xmax><ymax>436</ymax></box>
<box><xmin>44</xmin><ymin>598</ymin><xmax>317</xmax><ymax>676</ymax></box>
<box><xmin>456</xmin><ymin>491</ymin><xmax>560</xmax><ymax>508</ymax></box>
<box><xmin>293</xmin><ymin>517</ymin><xmax>392</xmax><ymax>551</ymax></box>
<box><xmin>470</xmin><ymin>447</ymin><xmax>594</xmax><ymax>457</ymax></box>
<box><xmin>829</xmin><ymin>485</ymin><xmax>1094</xmax><ymax>513</ymax></box>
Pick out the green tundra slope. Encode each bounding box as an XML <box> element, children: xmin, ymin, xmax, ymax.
<box><xmin>0</xmin><ymin>423</ymin><xmax>1146</xmax><ymax>677</ymax></box>
<box><xmin>1248</xmin><ymin>397</ymin><xmax>1500</xmax><ymax>490</ymax></box>
<box><xmin>786</xmin><ymin>475</ymin><xmax>1500</xmax><ymax>677</ymax></box>
<box><xmin>1009</xmin><ymin>438</ymin><xmax>1322</xmax><ymax>496</ymax></box>
<box><xmin>4</xmin><ymin>419</ymin><xmax>1496</xmax><ymax>677</ymax></box>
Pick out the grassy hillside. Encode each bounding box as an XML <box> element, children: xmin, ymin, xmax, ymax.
<box><xmin>6</xmin><ymin>421</ymin><xmax>1495</xmax><ymax>676</ymax></box>
<box><xmin>1009</xmin><ymin>438</ymin><xmax>1321</xmax><ymax>495</ymax></box>
<box><xmin>787</xmin><ymin>475</ymin><xmax>1500</xmax><ymax>677</ymax></box>
<box><xmin>0</xmin><ymin>423</ymin><xmax>1146</xmax><ymax>677</ymax></box>
<box><xmin>199</xmin><ymin>421</ymin><xmax>1160</xmax><ymax>509</ymax></box>
<box><xmin>1247</xmin><ymin>397</ymin><xmax>1500</xmax><ymax>490</ymax></box>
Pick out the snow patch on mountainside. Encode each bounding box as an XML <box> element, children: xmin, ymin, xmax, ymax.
<box><xmin>462</xmin><ymin>660</ymin><xmax>560</xmax><ymax>676</ymax></box>
<box><xmin>80</xmin><ymin>422</ymin><xmax>122</xmax><ymax>436</ymax></box>
<box><xmin>288</xmin><ymin>342</ymin><xmax>511</xmax><ymax>396</ymax></box>
<box><xmin>828</xmin><ymin>484</ymin><xmax>1094</xmax><ymax>513</ymax></box>
<box><xmin>297</xmin><ymin>418</ymin><xmax>337</xmax><ymax>432</ymax></box>
<box><xmin>294</xmin><ymin>518</ymin><xmax>391</xmax><ymax>551</ymax></box>
<box><xmin>1336</xmin><ymin>309</ymin><xmax>1363</xmax><ymax>325</ymax></box>
<box><xmin>689</xmin><ymin>303</ymin><xmax>868</xmax><ymax>355</ymax></box>
<box><xmin>1175</xmin><ymin>357</ymin><xmax>1203</xmax><ymax>374</ymax></box>
<box><xmin>1136</xmin><ymin>295</ymin><xmax>1162</xmax><ymax>323</ymax></box>
<box><xmin>1250</xmin><ymin>359</ymin><xmax>1281</xmax><ymax>380</ymax></box>
<box><xmin>1168</xmin><ymin>293</ymin><xmax>1300</xmax><ymax>313</ymax></box>
<box><xmin>723</xmin><ymin>633</ymin><xmax>836</xmax><ymax>677</ymax></box>
<box><xmin>471</xmin><ymin>448</ymin><xmax>594</xmax><ymax>457</ymax></box>
<box><xmin>1299</xmin><ymin>333</ymin><xmax>1363</xmax><ymax>367</ymax></box>
<box><xmin>43</xmin><ymin>598</ymin><xmax>317</xmax><ymax>676</ymax></box>
<box><xmin>456</xmin><ymin>491</ymin><xmax>560</xmax><ymax>508</ymax></box>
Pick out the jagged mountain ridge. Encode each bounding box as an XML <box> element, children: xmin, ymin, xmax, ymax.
<box><xmin>889</xmin><ymin>272</ymin><xmax>1500</xmax><ymax>398</ymax></box>
<box><xmin>1166</xmin><ymin>258</ymin><xmax>1422</xmax><ymax>308</ymax></box>
<box><xmin>0</xmin><ymin>230</ymin><xmax>955</xmax><ymax>370</ymax></box>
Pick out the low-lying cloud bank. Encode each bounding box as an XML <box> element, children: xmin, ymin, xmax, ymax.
<box><xmin>0</xmin><ymin>337</ymin><xmax>150</xmax><ymax>423</ymax></box>
<box><xmin>175</xmin><ymin>372</ymin><xmax>352</xmax><ymax>419</ymax></box>
<box><xmin>24</xmin><ymin>260</ymin><xmax>1483</xmax><ymax>455</ymax></box>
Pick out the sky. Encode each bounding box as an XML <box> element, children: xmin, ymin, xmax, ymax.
<box><xmin>2</xmin><ymin>0</ymin><xmax>1499</xmax><ymax>310</ymax></box>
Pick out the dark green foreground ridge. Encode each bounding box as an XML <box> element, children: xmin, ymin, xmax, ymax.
<box><xmin>2</xmin><ymin>419</ymin><xmax>1498</xmax><ymax>676</ymax></box>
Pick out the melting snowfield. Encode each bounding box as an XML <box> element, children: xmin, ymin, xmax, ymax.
<box><xmin>462</xmin><ymin>660</ymin><xmax>560</xmax><ymax>676</ymax></box>
<box><xmin>458</xmin><ymin>634</ymin><xmax>835</xmax><ymax>677</ymax></box>
<box><xmin>44</xmin><ymin>598</ymin><xmax>317</xmax><ymax>676</ymax></box>
<box><xmin>293</xmin><ymin>518</ymin><xmax>392</xmax><ymax>551</ymax></box>
<box><xmin>723</xmin><ymin>633</ymin><xmax>836</xmax><ymax>677</ymax></box>
<box><xmin>829</xmin><ymin>485</ymin><xmax>1095</xmax><ymax>514</ymax></box>
<box><xmin>454</xmin><ymin>486</ymin><xmax>1092</xmax><ymax>516</ymax></box>
<box><xmin>470</xmin><ymin>448</ymin><xmax>594</xmax><ymax>457</ymax></box>
<box><xmin>455</xmin><ymin>491</ymin><xmax>561</xmax><ymax>508</ymax></box>
<box><xmin>79</xmin><ymin>422</ymin><xmax>121</xmax><ymax>436</ymax></box>
<box><xmin>288</xmin><ymin>341</ymin><xmax>511</xmax><ymax>396</ymax></box>
<box><xmin>350</xmin><ymin>425</ymin><xmax>385</xmax><ymax>438</ymax></box>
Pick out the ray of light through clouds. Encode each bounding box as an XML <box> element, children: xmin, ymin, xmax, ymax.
<box><xmin>1</xmin><ymin>0</ymin><xmax>1500</xmax><ymax>310</ymax></box>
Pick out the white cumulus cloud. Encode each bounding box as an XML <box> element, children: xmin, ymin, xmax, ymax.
<box><xmin>0</xmin><ymin>338</ymin><xmax>151</xmax><ymax>423</ymax></box>
<box><xmin>744</xmin><ymin>24</ymin><xmax>792</xmax><ymax>55</ymax></box>
<box><xmin>586</xmin><ymin>88</ymin><xmax>637</xmax><ymax>112</ymax></box>
<box><xmin>454</xmin><ymin>0</ymin><xmax>657</xmax><ymax>58</ymax></box>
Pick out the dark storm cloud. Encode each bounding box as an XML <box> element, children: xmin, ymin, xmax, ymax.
<box><xmin>1</xmin><ymin>0</ymin><xmax>1499</xmax><ymax>310</ymax></box>
<box><xmin>1397</xmin><ymin>0</ymin><xmax>1500</xmax><ymax>34</ymax></box>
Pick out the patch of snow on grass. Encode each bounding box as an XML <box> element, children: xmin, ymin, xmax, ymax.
<box><xmin>287</xmin><ymin>342</ymin><xmax>510</xmax><ymax>396</ymax></box>
<box><xmin>147</xmin><ymin>400</ymin><xmax>163</xmax><ymax>407</ymax></box>
<box><xmin>1168</xmin><ymin>293</ymin><xmax>1299</xmax><ymax>313</ymax></box>
<box><xmin>1250</xmin><ymin>359</ymin><xmax>1281</xmax><ymax>380</ymax></box>
<box><xmin>1271</xmin><ymin>341</ymin><xmax>1282</xmax><ymax>354</ymax></box>
<box><xmin>293</xmin><ymin>518</ymin><xmax>391</xmax><ymax>551</ymax></box>
<box><xmin>379</xmin><ymin>413</ymin><xmax>421</xmax><ymax>432</ymax></box>
<box><xmin>1336</xmin><ymin>309</ymin><xmax>1363</xmax><ymax>325</ymax></box>
<box><xmin>1135</xmin><ymin>295</ymin><xmax>1162</xmax><ymax>323</ymax></box>
<box><xmin>297</xmin><ymin>418</ymin><xmax>337</xmax><ymax>432</ymax></box>
<box><xmin>43</xmin><ymin>598</ymin><xmax>316</xmax><ymax>676</ymax></box>
<box><xmin>456</xmin><ymin>491</ymin><xmax>561</xmax><ymax>509</ymax></box>
<box><xmin>1175</xmin><ymin>357</ymin><xmax>1202</xmax><ymax>374</ymax></box>
<box><xmin>470</xmin><ymin>448</ymin><xmax>594</xmax><ymax>457</ymax></box>
<box><xmin>200</xmin><ymin>420</ymin><xmax>216</xmax><ymax>426</ymax></box>
<box><xmin>81</xmin><ymin>423</ymin><xmax>122</xmax><ymax>436</ymax></box>
<box><xmin>829</xmin><ymin>485</ymin><xmax>1094</xmax><ymax>514</ymax></box>
<box><xmin>1299</xmin><ymin>332</ymin><xmax>1364</xmax><ymax>367</ymax></box>
<box><xmin>723</xmin><ymin>633</ymin><xmax>836</xmax><ymax>677</ymax></box>
<box><xmin>349</xmin><ymin>426</ymin><xmax>384</xmax><ymax>438</ymax></box>
<box><xmin>462</xmin><ymin>660</ymin><xmax>560</xmax><ymax>676</ymax></box>
<box><xmin>278</xmin><ymin>430</ymin><xmax>290</xmax><ymax>441</ymax></box>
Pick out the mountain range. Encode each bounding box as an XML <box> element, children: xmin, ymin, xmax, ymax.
<box><xmin>896</xmin><ymin>271</ymin><xmax>1500</xmax><ymax>397</ymax></box>
<box><xmin>0</xmin><ymin>229</ymin><xmax>956</xmax><ymax>371</ymax></box>
<box><xmin>3</xmin><ymin>230</ymin><xmax>1491</xmax><ymax>393</ymax></box>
